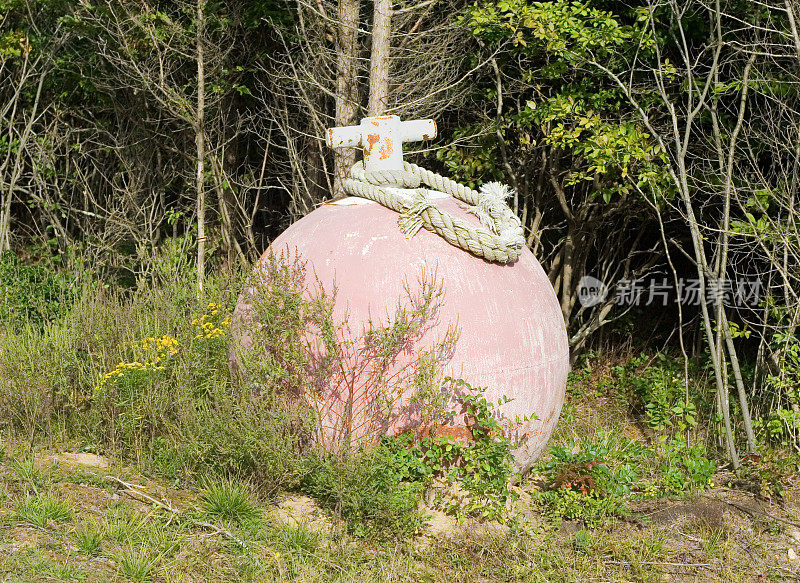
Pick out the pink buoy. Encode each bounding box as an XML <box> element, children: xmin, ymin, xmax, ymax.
<box><xmin>232</xmin><ymin>115</ymin><xmax>568</xmax><ymax>470</ymax></box>
<box><xmin>232</xmin><ymin>196</ymin><xmax>569</xmax><ymax>471</ymax></box>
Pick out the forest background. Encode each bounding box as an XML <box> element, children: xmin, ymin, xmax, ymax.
<box><xmin>2</xmin><ymin>0</ymin><xmax>800</xmax><ymax>474</ymax></box>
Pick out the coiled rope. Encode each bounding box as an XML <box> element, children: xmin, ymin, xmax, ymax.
<box><xmin>341</xmin><ymin>161</ymin><xmax>525</xmax><ymax>264</ymax></box>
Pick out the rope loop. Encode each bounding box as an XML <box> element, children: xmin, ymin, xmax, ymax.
<box><xmin>342</xmin><ymin>161</ymin><xmax>525</xmax><ymax>264</ymax></box>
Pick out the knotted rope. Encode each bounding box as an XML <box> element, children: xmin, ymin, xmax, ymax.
<box><xmin>341</xmin><ymin>161</ymin><xmax>525</xmax><ymax>264</ymax></box>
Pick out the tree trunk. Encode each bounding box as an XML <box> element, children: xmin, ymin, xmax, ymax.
<box><xmin>196</xmin><ymin>0</ymin><xmax>206</xmax><ymax>295</ymax></box>
<box><xmin>368</xmin><ymin>0</ymin><xmax>392</xmax><ymax>116</ymax></box>
<box><xmin>334</xmin><ymin>0</ymin><xmax>361</xmax><ymax>197</ymax></box>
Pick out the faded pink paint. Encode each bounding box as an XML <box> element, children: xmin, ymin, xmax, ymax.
<box><xmin>233</xmin><ymin>195</ymin><xmax>569</xmax><ymax>470</ymax></box>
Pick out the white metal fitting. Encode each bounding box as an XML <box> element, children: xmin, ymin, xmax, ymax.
<box><xmin>326</xmin><ymin>115</ymin><xmax>437</xmax><ymax>173</ymax></box>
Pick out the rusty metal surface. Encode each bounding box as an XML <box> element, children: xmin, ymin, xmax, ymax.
<box><xmin>233</xmin><ymin>196</ymin><xmax>569</xmax><ymax>470</ymax></box>
<box><xmin>326</xmin><ymin>115</ymin><xmax>436</xmax><ymax>174</ymax></box>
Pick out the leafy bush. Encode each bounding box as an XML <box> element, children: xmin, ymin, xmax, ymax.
<box><xmin>612</xmin><ymin>353</ymin><xmax>701</xmax><ymax>434</ymax></box>
<box><xmin>737</xmin><ymin>449</ymin><xmax>800</xmax><ymax>500</ymax></box>
<box><xmin>530</xmin><ymin>431</ymin><xmax>646</xmax><ymax>525</ymax></box>
<box><xmin>300</xmin><ymin>446</ymin><xmax>427</xmax><ymax>540</ymax></box>
<box><xmin>531</xmin><ymin>427</ymin><xmax>716</xmax><ymax>525</ymax></box>
<box><xmin>0</xmin><ymin>249</ymin><xmax>81</xmax><ymax>329</ymax></box>
<box><xmin>656</xmin><ymin>437</ymin><xmax>716</xmax><ymax>494</ymax></box>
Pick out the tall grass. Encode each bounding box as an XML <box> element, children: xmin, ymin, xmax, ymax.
<box><xmin>0</xmin><ymin>248</ymin><xmax>440</xmax><ymax>536</ymax></box>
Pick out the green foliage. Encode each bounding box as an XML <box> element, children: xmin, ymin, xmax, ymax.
<box><xmin>757</xmin><ymin>330</ymin><xmax>800</xmax><ymax>448</ymax></box>
<box><xmin>613</xmin><ymin>353</ymin><xmax>702</xmax><ymax>434</ymax></box>
<box><xmin>9</xmin><ymin>458</ymin><xmax>51</xmax><ymax>494</ymax></box>
<box><xmin>199</xmin><ymin>478</ymin><xmax>263</xmax><ymax>526</ymax></box>
<box><xmin>0</xmin><ymin>250</ymin><xmax>80</xmax><ymax>329</ymax></box>
<box><xmin>300</xmin><ymin>447</ymin><xmax>427</xmax><ymax>540</ymax></box>
<box><xmin>738</xmin><ymin>449</ymin><xmax>800</xmax><ymax>500</ymax></box>
<box><xmin>441</xmin><ymin>0</ymin><xmax>668</xmax><ymax>201</ymax></box>
<box><xmin>74</xmin><ymin>525</ymin><xmax>103</xmax><ymax>557</ymax></box>
<box><xmin>15</xmin><ymin>492</ymin><xmax>72</xmax><ymax>528</ymax></box>
<box><xmin>376</xmin><ymin>379</ymin><xmax>519</xmax><ymax>521</ymax></box>
<box><xmin>530</xmin><ymin>430</ymin><xmax>645</xmax><ymax>525</ymax></box>
<box><xmin>534</xmin><ymin>488</ymin><xmax>624</xmax><ymax>527</ymax></box>
<box><xmin>656</xmin><ymin>438</ymin><xmax>715</xmax><ymax>494</ymax></box>
<box><xmin>300</xmin><ymin>380</ymin><xmax>520</xmax><ymax>534</ymax></box>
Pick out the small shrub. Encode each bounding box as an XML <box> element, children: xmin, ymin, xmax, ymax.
<box><xmin>301</xmin><ymin>447</ymin><xmax>426</xmax><ymax>539</ymax></box>
<box><xmin>738</xmin><ymin>449</ymin><xmax>800</xmax><ymax>500</ymax></box>
<box><xmin>613</xmin><ymin>353</ymin><xmax>703</xmax><ymax>434</ymax></box>
<box><xmin>0</xmin><ymin>249</ymin><xmax>80</xmax><ymax>329</ymax></box>
<box><xmin>657</xmin><ymin>437</ymin><xmax>716</xmax><ymax>494</ymax></box>
<box><xmin>530</xmin><ymin>431</ymin><xmax>650</xmax><ymax>525</ymax></box>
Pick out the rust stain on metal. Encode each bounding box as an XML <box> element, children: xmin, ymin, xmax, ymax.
<box><xmin>379</xmin><ymin>138</ymin><xmax>393</xmax><ymax>160</ymax></box>
<box><xmin>418</xmin><ymin>424</ymin><xmax>474</xmax><ymax>442</ymax></box>
<box><xmin>365</xmin><ymin>133</ymin><xmax>380</xmax><ymax>156</ymax></box>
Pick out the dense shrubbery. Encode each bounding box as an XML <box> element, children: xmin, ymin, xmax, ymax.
<box><xmin>1</xmin><ymin>249</ymin><xmax>798</xmax><ymax>538</ymax></box>
<box><xmin>0</xmin><ymin>249</ymin><xmax>521</xmax><ymax>536</ymax></box>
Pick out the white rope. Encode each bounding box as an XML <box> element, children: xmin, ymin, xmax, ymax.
<box><xmin>341</xmin><ymin>161</ymin><xmax>525</xmax><ymax>264</ymax></box>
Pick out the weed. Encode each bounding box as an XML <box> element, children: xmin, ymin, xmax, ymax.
<box><xmin>15</xmin><ymin>492</ymin><xmax>71</xmax><ymax>528</ymax></box>
<box><xmin>657</xmin><ymin>437</ymin><xmax>716</xmax><ymax>493</ymax></box>
<box><xmin>9</xmin><ymin>458</ymin><xmax>49</xmax><ymax>493</ymax></box>
<box><xmin>700</xmin><ymin>526</ymin><xmax>729</xmax><ymax>558</ymax></box>
<box><xmin>75</xmin><ymin>524</ymin><xmax>103</xmax><ymax>556</ymax></box>
<box><xmin>279</xmin><ymin>523</ymin><xmax>319</xmax><ymax>554</ymax></box>
<box><xmin>234</xmin><ymin>252</ymin><xmax>457</xmax><ymax>456</ymax></box>
<box><xmin>113</xmin><ymin>546</ymin><xmax>160</xmax><ymax>582</ymax></box>
<box><xmin>199</xmin><ymin>478</ymin><xmax>263</xmax><ymax>525</ymax></box>
<box><xmin>738</xmin><ymin>449</ymin><xmax>800</xmax><ymax>500</ymax></box>
<box><xmin>0</xmin><ymin>249</ymin><xmax>80</xmax><ymax>329</ymax></box>
<box><xmin>301</xmin><ymin>447</ymin><xmax>426</xmax><ymax>539</ymax></box>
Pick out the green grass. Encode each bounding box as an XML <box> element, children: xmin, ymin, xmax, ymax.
<box><xmin>199</xmin><ymin>479</ymin><xmax>263</xmax><ymax>525</ymax></box>
<box><xmin>75</xmin><ymin>524</ymin><xmax>103</xmax><ymax>556</ymax></box>
<box><xmin>9</xmin><ymin>458</ymin><xmax>50</xmax><ymax>493</ymax></box>
<box><xmin>113</xmin><ymin>545</ymin><xmax>161</xmax><ymax>582</ymax></box>
<box><xmin>14</xmin><ymin>492</ymin><xmax>71</xmax><ymax>528</ymax></box>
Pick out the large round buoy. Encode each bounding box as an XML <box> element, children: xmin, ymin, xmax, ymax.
<box><xmin>233</xmin><ymin>198</ymin><xmax>568</xmax><ymax>471</ymax></box>
<box><xmin>231</xmin><ymin>116</ymin><xmax>569</xmax><ymax>470</ymax></box>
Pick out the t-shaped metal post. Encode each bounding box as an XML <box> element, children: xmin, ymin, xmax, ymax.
<box><xmin>326</xmin><ymin>115</ymin><xmax>437</xmax><ymax>173</ymax></box>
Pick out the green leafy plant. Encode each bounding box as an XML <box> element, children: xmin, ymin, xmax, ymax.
<box><xmin>530</xmin><ymin>431</ymin><xmax>646</xmax><ymax>526</ymax></box>
<box><xmin>375</xmin><ymin>379</ymin><xmax>521</xmax><ymax>521</ymax></box>
<box><xmin>656</xmin><ymin>438</ymin><xmax>716</xmax><ymax>494</ymax></box>
<box><xmin>0</xmin><ymin>249</ymin><xmax>80</xmax><ymax>329</ymax></box>
<box><xmin>738</xmin><ymin>449</ymin><xmax>800</xmax><ymax>500</ymax></box>
<box><xmin>300</xmin><ymin>446</ymin><xmax>426</xmax><ymax>540</ymax></box>
<box><xmin>613</xmin><ymin>353</ymin><xmax>703</xmax><ymax>434</ymax></box>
